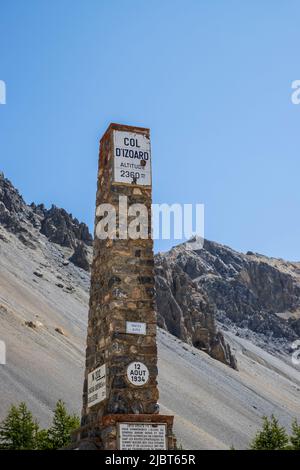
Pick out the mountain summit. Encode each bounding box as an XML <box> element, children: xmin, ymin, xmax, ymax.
<box><xmin>156</xmin><ymin>239</ymin><xmax>300</xmax><ymax>358</ymax></box>
<box><xmin>0</xmin><ymin>172</ymin><xmax>92</xmax><ymax>269</ymax></box>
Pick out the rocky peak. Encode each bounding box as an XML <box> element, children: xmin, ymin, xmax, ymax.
<box><xmin>0</xmin><ymin>172</ymin><xmax>34</xmax><ymax>233</ymax></box>
<box><xmin>36</xmin><ymin>204</ymin><xmax>93</xmax><ymax>249</ymax></box>
<box><xmin>161</xmin><ymin>240</ymin><xmax>300</xmax><ymax>350</ymax></box>
<box><xmin>155</xmin><ymin>251</ymin><xmax>237</xmax><ymax>369</ymax></box>
<box><xmin>0</xmin><ymin>172</ymin><xmax>92</xmax><ymax>268</ymax></box>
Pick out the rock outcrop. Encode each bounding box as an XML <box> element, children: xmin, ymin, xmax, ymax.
<box><xmin>0</xmin><ymin>172</ymin><xmax>92</xmax><ymax>266</ymax></box>
<box><xmin>37</xmin><ymin>204</ymin><xmax>92</xmax><ymax>248</ymax></box>
<box><xmin>155</xmin><ymin>251</ymin><xmax>237</xmax><ymax>369</ymax></box>
<box><xmin>0</xmin><ymin>172</ymin><xmax>37</xmax><ymax>234</ymax></box>
<box><xmin>157</xmin><ymin>240</ymin><xmax>300</xmax><ymax>351</ymax></box>
<box><xmin>69</xmin><ymin>242</ymin><xmax>90</xmax><ymax>271</ymax></box>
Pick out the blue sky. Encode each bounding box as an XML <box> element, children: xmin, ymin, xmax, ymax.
<box><xmin>1</xmin><ymin>0</ymin><xmax>300</xmax><ymax>259</ymax></box>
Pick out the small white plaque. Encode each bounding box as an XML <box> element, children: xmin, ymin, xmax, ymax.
<box><xmin>126</xmin><ymin>321</ymin><xmax>146</xmax><ymax>335</ymax></box>
<box><xmin>87</xmin><ymin>364</ymin><xmax>106</xmax><ymax>407</ymax></box>
<box><xmin>127</xmin><ymin>361</ymin><xmax>149</xmax><ymax>386</ymax></box>
<box><xmin>118</xmin><ymin>423</ymin><xmax>167</xmax><ymax>450</ymax></box>
<box><xmin>113</xmin><ymin>130</ymin><xmax>151</xmax><ymax>186</ymax></box>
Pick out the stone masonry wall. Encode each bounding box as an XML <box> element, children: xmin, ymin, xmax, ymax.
<box><xmin>81</xmin><ymin>124</ymin><xmax>159</xmax><ymax>428</ymax></box>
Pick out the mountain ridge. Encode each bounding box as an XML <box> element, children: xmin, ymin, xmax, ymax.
<box><xmin>0</xmin><ymin>171</ymin><xmax>299</xmax><ymax>449</ymax></box>
<box><xmin>1</xmin><ymin>171</ymin><xmax>299</xmax><ymax>360</ymax></box>
<box><xmin>0</xmin><ymin>172</ymin><xmax>235</xmax><ymax>367</ymax></box>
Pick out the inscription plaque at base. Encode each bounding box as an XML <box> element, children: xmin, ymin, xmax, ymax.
<box><xmin>118</xmin><ymin>422</ymin><xmax>167</xmax><ymax>450</ymax></box>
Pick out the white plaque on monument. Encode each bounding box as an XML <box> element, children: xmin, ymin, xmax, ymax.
<box><xmin>118</xmin><ymin>423</ymin><xmax>167</xmax><ymax>450</ymax></box>
<box><xmin>87</xmin><ymin>364</ymin><xmax>106</xmax><ymax>408</ymax></box>
<box><xmin>126</xmin><ymin>321</ymin><xmax>146</xmax><ymax>335</ymax></box>
<box><xmin>113</xmin><ymin>130</ymin><xmax>152</xmax><ymax>186</ymax></box>
<box><xmin>127</xmin><ymin>361</ymin><xmax>149</xmax><ymax>386</ymax></box>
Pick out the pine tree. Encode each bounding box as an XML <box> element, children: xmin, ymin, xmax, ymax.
<box><xmin>0</xmin><ymin>402</ymin><xmax>39</xmax><ymax>450</ymax></box>
<box><xmin>250</xmin><ymin>415</ymin><xmax>289</xmax><ymax>450</ymax></box>
<box><xmin>290</xmin><ymin>419</ymin><xmax>300</xmax><ymax>450</ymax></box>
<box><xmin>46</xmin><ymin>400</ymin><xmax>80</xmax><ymax>449</ymax></box>
<box><xmin>36</xmin><ymin>429</ymin><xmax>51</xmax><ymax>450</ymax></box>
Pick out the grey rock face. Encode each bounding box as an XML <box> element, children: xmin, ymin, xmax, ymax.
<box><xmin>38</xmin><ymin>205</ymin><xmax>93</xmax><ymax>249</ymax></box>
<box><xmin>69</xmin><ymin>242</ymin><xmax>90</xmax><ymax>271</ymax></box>
<box><xmin>156</xmin><ymin>240</ymin><xmax>300</xmax><ymax>350</ymax></box>
<box><xmin>0</xmin><ymin>172</ymin><xmax>92</xmax><ymax>257</ymax></box>
<box><xmin>0</xmin><ymin>173</ymin><xmax>36</xmax><ymax>234</ymax></box>
<box><xmin>155</xmin><ymin>251</ymin><xmax>237</xmax><ymax>369</ymax></box>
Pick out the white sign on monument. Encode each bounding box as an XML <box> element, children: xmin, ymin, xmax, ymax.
<box><xmin>87</xmin><ymin>364</ymin><xmax>106</xmax><ymax>408</ymax></box>
<box><xmin>118</xmin><ymin>423</ymin><xmax>167</xmax><ymax>450</ymax></box>
<box><xmin>113</xmin><ymin>130</ymin><xmax>151</xmax><ymax>186</ymax></box>
<box><xmin>126</xmin><ymin>321</ymin><xmax>146</xmax><ymax>335</ymax></box>
<box><xmin>127</xmin><ymin>361</ymin><xmax>149</xmax><ymax>386</ymax></box>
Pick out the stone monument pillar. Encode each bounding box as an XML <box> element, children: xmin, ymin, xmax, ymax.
<box><xmin>73</xmin><ymin>123</ymin><xmax>176</xmax><ymax>450</ymax></box>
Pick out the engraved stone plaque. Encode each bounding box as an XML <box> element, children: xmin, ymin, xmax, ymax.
<box><xmin>118</xmin><ymin>422</ymin><xmax>167</xmax><ymax>450</ymax></box>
